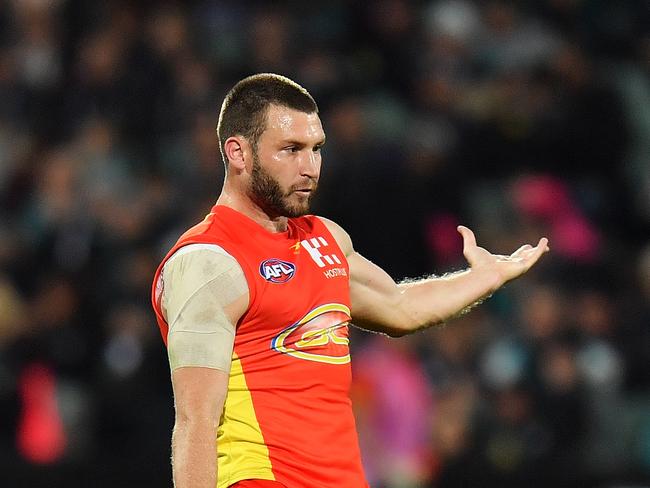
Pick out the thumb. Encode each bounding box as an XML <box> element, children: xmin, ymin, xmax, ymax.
<box><xmin>457</xmin><ymin>225</ymin><xmax>477</xmax><ymax>253</ymax></box>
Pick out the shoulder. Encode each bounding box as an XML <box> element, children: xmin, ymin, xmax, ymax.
<box><xmin>161</xmin><ymin>243</ymin><xmax>249</xmax><ymax>315</ymax></box>
<box><xmin>315</xmin><ymin>216</ymin><xmax>354</xmax><ymax>256</ymax></box>
<box><xmin>165</xmin><ymin>242</ymin><xmax>238</xmax><ymax>265</ymax></box>
<box><xmin>163</xmin><ymin>243</ymin><xmax>244</xmax><ymax>282</ymax></box>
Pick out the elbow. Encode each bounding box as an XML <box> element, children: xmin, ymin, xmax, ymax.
<box><xmin>174</xmin><ymin>411</ymin><xmax>221</xmax><ymax>432</ymax></box>
<box><xmin>387</xmin><ymin>314</ymin><xmax>445</xmax><ymax>337</ymax></box>
<box><xmin>379</xmin><ymin>310</ymin><xmax>414</xmax><ymax>337</ymax></box>
<box><xmin>383</xmin><ymin>302</ymin><xmax>420</xmax><ymax>337</ymax></box>
<box><xmin>174</xmin><ymin>401</ymin><xmax>225</xmax><ymax>429</ymax></box>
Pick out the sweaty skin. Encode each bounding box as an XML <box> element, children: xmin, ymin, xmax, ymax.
<box><xmin>161</xmin><ymin>92</ymin><xmax>550</xmax><ymax>488</ymax></box>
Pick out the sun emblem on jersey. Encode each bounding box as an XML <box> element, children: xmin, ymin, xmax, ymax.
<box><xmin>271</xmin><ymin>303</ymin><xmax>351</xmax><ymax>364</ymax></box>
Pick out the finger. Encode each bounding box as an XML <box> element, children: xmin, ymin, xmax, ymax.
<box><xmin>511</xmin><ymin>244</ymin><xmax>533</xmax><ymax>258</ymax></box>
<box><xmin>524</xmin><ymin>237</ymin><xmax>549</xmax><ymax>267</ymax></box>
<box><xmin>457</xmin><ymin>225</ymin><xmax>477</xmax><ymax>252</ymax></box>
<box><xmin>537</xmin><ymin>237</ymin><xmax>549</xmax><ymax>252</ymax></box>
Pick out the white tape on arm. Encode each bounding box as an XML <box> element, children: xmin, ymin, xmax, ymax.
<box><xmin>162</xmin><ymin>244</ymin><xmax>248</xmax><ymax>372</ymax></box>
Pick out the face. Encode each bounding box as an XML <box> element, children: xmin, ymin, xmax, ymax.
<box><xmin>247</xmin><ymin>105</ymin><xmax>325</xmax><ymax>218</ymax></box>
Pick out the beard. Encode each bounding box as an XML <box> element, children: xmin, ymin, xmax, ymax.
<box><xmin>248</xmin><ymin>151</ymin><xmax>317</xmax><ymax>218</ymax></box>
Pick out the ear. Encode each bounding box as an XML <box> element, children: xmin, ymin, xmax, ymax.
<box><xmin>224</xmin><ymin>136</ymin><xmax>246</xmax><ymax>171</ymax></box>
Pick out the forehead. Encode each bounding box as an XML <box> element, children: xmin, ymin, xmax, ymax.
<box><xmin>261</xmin><ymin>104</ymin><xmax>324</xmax><ymax>142</ymax></box>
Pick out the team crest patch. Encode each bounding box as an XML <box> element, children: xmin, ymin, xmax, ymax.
<box><xmin>259</xmin><ymin>258</ymin><xmax>296</xmax><ymax>283</ymax></box>
<box><xmin>271</xmin><ymin>303</ymin><xmax>351</xmax><ymax>364</ymax></box>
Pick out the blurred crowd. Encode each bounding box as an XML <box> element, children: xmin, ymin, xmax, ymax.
<box><xmin>0</xmin><ymin>0</ymin><xmax>648</xmax><ymax>487</ymax></box>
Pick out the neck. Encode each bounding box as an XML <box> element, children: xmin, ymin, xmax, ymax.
<box><xmin>216</xmin><ymin>180</ymin><xmax>289</xmax><ymax>233</ymax></box>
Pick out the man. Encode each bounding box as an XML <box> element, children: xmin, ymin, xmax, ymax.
<box><xmin>151</xmin><ymin>73</ymin><xmax>549</xmax><ymax>488</ymax></box>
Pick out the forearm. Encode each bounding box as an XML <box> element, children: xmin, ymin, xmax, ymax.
<box><xmin>396</xmin><ymin>266</ymin><xmax>503</xmax><ymax>333</ymax></box>
<box><xmin>346</xmin><ymin>224</ymin><xmax>548</xmax><ymax>337</ymax></box>
<box><xmin>172</xmin><ymin>418</ymin><xmax>218</xmax><ymax>488</ymax></box>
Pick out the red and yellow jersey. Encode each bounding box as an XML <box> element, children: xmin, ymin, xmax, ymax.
<box><xmin>152</xmin><ymin>205</ymin><xmax>369</xmax><ymax>488</ymax></box>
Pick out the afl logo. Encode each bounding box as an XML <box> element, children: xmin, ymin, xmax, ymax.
<box><xmin>259</xmin><ymin>258</ymin><xmax>296</xmax><ymax>283</ymax></box>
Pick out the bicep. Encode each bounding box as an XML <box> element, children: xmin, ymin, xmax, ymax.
<box><xmin>163</xmin><ymin>247</ymin><xmax>249</xmax><ymax>373</ymax></box>
<box><xmin>318</xmin><ymin>217</ymin><xmax>411</xmax><ymax>335</ymax></box>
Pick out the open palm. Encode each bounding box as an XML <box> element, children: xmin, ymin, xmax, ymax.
<box><xmin>457</xmin><ymin>225</ymin><xmax>550</xmax><ymax>285</ymax></box>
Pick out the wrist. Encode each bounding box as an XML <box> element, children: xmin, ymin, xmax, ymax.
<box><xmin>469</xmin><ymin>265</ymin><xmax>504</xmax><ymax>294</ymax></box>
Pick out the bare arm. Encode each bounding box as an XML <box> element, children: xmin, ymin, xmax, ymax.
<box><xmin>171</xmin><ymin>367</ymin><xmax>229</xmax><ymax>488</ymax></box>
<box><xmin>162</xmin><ymin>247</ymin><xmax>248</xmax><ymax>487</ymax></box>
<box><xmin>320</xmin><ymin>218</ymin><xmax>549</xmax><ymax>337</ymax></box>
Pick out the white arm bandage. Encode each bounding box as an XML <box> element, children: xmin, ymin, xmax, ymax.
<box><xmin>161</xmin><ymin>244</ymin><xmax>248</xmax><ymax>373</ymax></box>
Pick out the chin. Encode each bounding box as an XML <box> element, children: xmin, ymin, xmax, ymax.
<box><xmin>282</xmin><ymin>197</ymin><xmax>311</xmax><ymax>217</ymax></box>
<box><xmin>284</xmin><ymin>206</ymin><xmax>310</xmax><ymax>218</ymax></box>
<box><xmin>284</xmin><ymin>204</ymin><xmax>310</xmax><ymax>218</ymax></box>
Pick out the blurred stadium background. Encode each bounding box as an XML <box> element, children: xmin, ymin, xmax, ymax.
<box><xmin>0</xmin><ymin>0</ymin><xmax>649</xmax><ymax>487</ymax></box>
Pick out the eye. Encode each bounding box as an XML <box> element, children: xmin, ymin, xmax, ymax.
<box><xmin>285</xmin><ymin>146</ymin><xmax>299</xmax><ymax>153</ymax></box>
<box><xmin>313</xmin><ymin>145</ymin><xmax>323</xmax><ymax>152</ymax></box>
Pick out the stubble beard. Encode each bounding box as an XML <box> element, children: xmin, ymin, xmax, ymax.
<box><xmin>248</xmin><ymin>150</ymin><xmax>316</xmax><ymax>218</ymax></box>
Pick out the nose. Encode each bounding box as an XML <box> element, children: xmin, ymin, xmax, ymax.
<box><xmin>299</xmin><ymin>149</ymin><xmax>321</xmax><ymax>179</ymax></box>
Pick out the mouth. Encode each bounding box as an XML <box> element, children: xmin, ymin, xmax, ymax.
<box><xmin>289</xmin><ymin>180</ymin><xmax>317</xmax><ymax>198</ymax></box>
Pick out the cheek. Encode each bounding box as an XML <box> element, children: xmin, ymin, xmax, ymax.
<box><xmin>268</xmin><ymin>150</ymin><xmax>285</xmax><ymax>164</ymax></box>
<box><xmin>269</xmin><ymin>151</ymin><xmax>298</xmax><ymax>175</ymax></box>
<box><xmin>260</xmin><ymin>151</ymin><xmax>288</xmax><ymax>174</ymax></box>
<box><xmin>312</xmin><ymin>154</ymin><xmax>323</xmax><ymax>176</ymax></box>
<box><xmin>268</xmin><ymin>157</ymin><xmax>296</xmax><ymax>185</ymax></box>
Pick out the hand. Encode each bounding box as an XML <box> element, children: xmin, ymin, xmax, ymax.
<box><xmin>457</xmin><ymin>225</ymin><xmax>550</xmax><ymax>286</ymax></box>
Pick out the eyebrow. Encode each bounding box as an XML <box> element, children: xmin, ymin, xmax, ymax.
<box><xmin>282</xmin><ymin>137</ymin><xmax>326</xmax><ymax>147</ymax></box>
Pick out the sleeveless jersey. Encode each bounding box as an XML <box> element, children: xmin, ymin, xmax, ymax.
<box><xmin>151</xmin><ymin>205</ymin><xmax>369</xmax><ymax>488</ymax></box>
